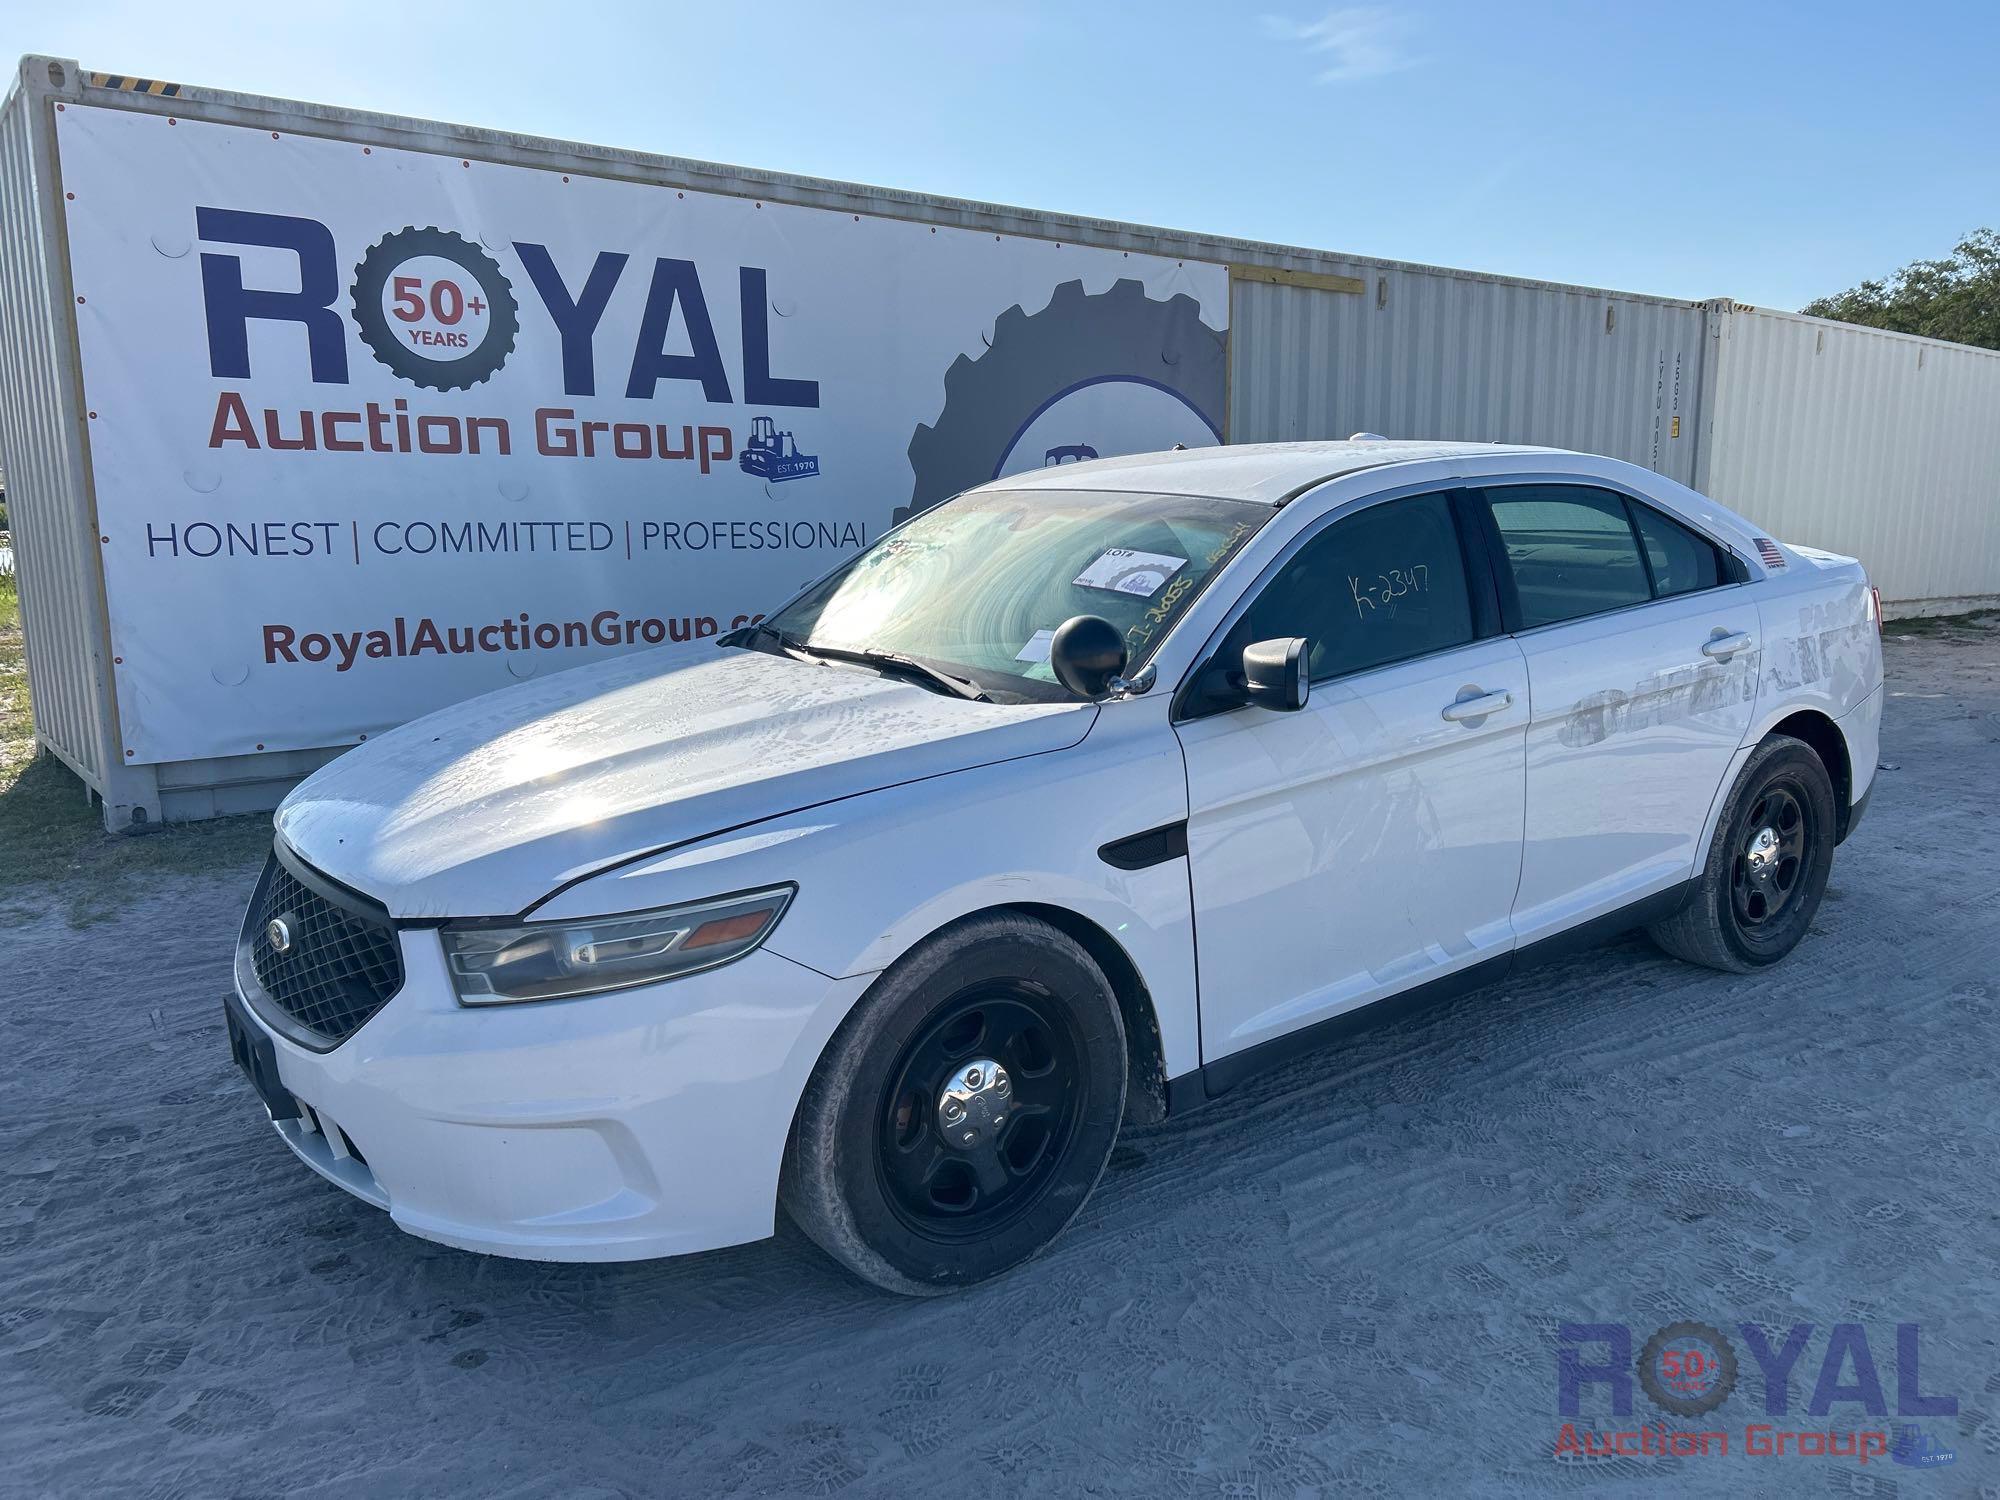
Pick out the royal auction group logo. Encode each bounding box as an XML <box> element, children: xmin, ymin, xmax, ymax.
<box><xmin>1556</xmin><ymin>1319</ymin><xmax>1958</xmax><ymax>1468</ymax></box>
<box><xmin>193</xmin><ymin>206</ymin><xmax>826</xmax><ymax>486</ymax></box>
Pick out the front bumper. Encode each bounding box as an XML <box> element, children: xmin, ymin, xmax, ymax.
<box><xmin>231</xmin><ymin>926</ymin><xmax>871</xmax><ymax>1262</ymax></box>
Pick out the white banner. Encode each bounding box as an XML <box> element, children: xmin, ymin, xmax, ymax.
<box><xmin>57</xmin><ymin>106</ymin><xmax>1228</xmax><ymax>762</ymax></box>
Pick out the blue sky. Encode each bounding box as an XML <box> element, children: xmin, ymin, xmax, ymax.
<box><xmin>9</xmin><ymin>1</ymin><xmax>1996</xmax><ymax>309</ymax></box>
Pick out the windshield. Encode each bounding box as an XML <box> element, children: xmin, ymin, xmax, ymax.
<box><xmin>758</xmin><ymin>488</ymin><xmax>1268</xmax><ymax>702</ymax></box>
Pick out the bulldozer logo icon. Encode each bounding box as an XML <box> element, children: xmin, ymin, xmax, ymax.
<box><xmin>739</xmin><ymin>416</ymin><xmax>820</xmax><ymax>483</ymax></box>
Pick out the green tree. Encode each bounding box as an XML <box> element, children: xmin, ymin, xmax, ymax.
<box><xmin>1802</xmin><ymin>229</ymin><xmax>2000</xmax><ymax>350</ymax></box>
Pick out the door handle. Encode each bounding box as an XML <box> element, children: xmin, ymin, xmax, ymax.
<box><xmin>1441</xmin><ymin>689</ymin><xmax>1513</xmax><ymax>723</ymax></box>
<box><xmin>1701</xmin><ymin>630</ymin><xmax>1754</xmax><ymax>660</ymax></box>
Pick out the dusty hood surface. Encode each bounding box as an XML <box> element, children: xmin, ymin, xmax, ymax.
<box><xmin>276</xmin><ymin>645</ymin><xmax>1090</xmax><ymax>918</ymax></box>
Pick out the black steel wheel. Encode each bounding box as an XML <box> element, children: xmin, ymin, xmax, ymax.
<box><xmin>876</xmin><ymin>984</ymin><xmax>1084</xmax><ymax>1240</ymax></box>
<box><xmin>1729</xmin><ymin>782</ymin><xmax>1809</xmax><ymax>933</ymax></box>
<box><xmin>782</xmin><ymin>914</ymin><xmax>1127</xmax><ymax>1295</ymax></box>
<box><xmin>1649</xmin><ymin>734</ymin><xmax>1838</xmax><ymax>972</ymax></box>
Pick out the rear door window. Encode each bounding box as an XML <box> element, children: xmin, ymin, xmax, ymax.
<box><xmin>1486</xmin><ymin>486</ymin><xmax>1652</xmax><ymax>629</ymax></box>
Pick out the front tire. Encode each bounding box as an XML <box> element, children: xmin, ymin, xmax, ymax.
<box><xmin>1649</xmin><ymin>734</ymin><xmax>1837</xmax><ymax>972</ymax></box>
<box><xmin>781</xmin><ymin>913</ymin><xmax>1127</xmax><ymax>1296</ymax></box>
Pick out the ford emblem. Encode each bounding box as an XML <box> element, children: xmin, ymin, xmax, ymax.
<box><xmin>266</xmin><ymin>915</ymin><xmax>295</xmax><ymax>955</ymax></box>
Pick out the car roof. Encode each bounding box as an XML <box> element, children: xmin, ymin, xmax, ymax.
<box><xmin>982</xmin><ymin>439</ymin><xmax>1573</xmax><ymax>506</ymax></box>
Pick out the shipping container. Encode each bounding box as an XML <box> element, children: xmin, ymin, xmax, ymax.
<box><xmin>1229</xmin><ymin>267</ymin><xmax>1704</xmax><ymax>488</ymax></box>
<box><xmin>0</xmin><ymin>54</ymin><xmax>1991</xmax><ymax>830</ymax></box>
<box><xmin>1694</xmin><ymin>301</ymin><xmax>2000</xmax><ymax>615</ymax></box>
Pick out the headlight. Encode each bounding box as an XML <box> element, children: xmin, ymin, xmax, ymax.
<box><xmin>442</xmin><ymin>885</ymin><xmax>795</xmax><ymax>1004</ymax></box>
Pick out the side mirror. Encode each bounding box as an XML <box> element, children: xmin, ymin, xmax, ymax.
<box><xmin>1242</xmin><ymin>637</ymin><xmax>1310</xmax><ymax>711</ymax></box>
<box><xmin>1050</xmin><ymin>615</ymin><xmax>1128</xmax><ymax>698</ymax></box>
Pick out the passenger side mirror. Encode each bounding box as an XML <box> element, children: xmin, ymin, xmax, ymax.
<box><xmin>1242</xmin><ymin>637</ymin><xmax>1310</xmax><ymax>711</ymax></box>
<box><xmin>1049</xmin><ymin>615</ymin><xmax>1129</xmax><ymax>699</ymax></box>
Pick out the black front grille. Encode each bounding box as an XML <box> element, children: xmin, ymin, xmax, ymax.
<box><xmin>238</xmin><ymin>848</ymin><xmax>403</xmax><ymax>1049</ymax></box>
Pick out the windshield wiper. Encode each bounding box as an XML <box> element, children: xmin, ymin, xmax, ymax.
<box><xmin>735</xmin><ymin>620</ymin><xmax>814</xmax><ymax>660</ymax></box>
<box><xmin>797</xmin><ymin>643</ymin><xmax>993</xmax><ymax>702</ymax></box>
<box><xmin>735</xmin><ymin>622</ymin><xmax>991</xmax><ymax>701</ymax></box>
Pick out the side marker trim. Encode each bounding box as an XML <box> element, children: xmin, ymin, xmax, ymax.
<box><xmin>1098</xmin><ymin>821</ymin><xmax>1189</xmax><ymax>871</ymax></box>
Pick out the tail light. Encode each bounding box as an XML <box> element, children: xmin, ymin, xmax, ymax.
<box><xmin>1868</xmin><ymin>586</ymin><xmax>1883</xmax><ymax>635</ymax></box>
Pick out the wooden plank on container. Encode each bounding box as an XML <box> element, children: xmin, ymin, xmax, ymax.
<box><xmin>1228</xmin><ymin>264</ymin><xmax>1366</xmax><ymax>295</ymax></box>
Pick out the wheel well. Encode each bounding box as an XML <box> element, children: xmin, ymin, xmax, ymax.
<box><xmin>1767</xmin><ymin>710</ymin><xmax>1854</xmax><ymax>840</ymax></box>
<box><xmin>1004</xmin><ymin>902</ymin><xmax>1171</xmax><ymax>1127</ymax></box>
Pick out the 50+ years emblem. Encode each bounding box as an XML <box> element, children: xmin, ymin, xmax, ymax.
<box><xmin>349</xmin><ymin>226</ymin><xmax>519</xmax><ymax>391</ymax></box>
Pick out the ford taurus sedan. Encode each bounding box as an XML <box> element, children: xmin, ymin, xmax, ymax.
<box><xmin>224</xmin><ymin>440</ymin><xmax>1883</xmax><ymax>1294</ymax></box>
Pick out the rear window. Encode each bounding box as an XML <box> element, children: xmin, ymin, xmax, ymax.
<box><xmin>1487</xmin><ymin>487</ymin><xmax>1652</xmax><ymax>629</ymax></box>
<box><xmin>1630</xmin><ymin>501</ymin><xmax>1725</xmax><ymax>597</ymax></box>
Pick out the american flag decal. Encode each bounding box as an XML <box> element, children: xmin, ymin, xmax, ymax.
<box><xmin>1755</xmin><ymin>538</ymin><xmax>1786</xmax><ymax>569</ymax></box>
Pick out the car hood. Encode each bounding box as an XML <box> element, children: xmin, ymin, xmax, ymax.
<box><xmin>276</xmin><ymin>645</ymin><xmax>1090</xmax><ymax>918</ymax></box>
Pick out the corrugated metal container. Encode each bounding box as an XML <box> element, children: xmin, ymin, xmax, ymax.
<box><xmin>3</xmin><ymin>53</ymin><xmax>1991</xmax><ymax>828</ymax></box>
<box><xmin>0</xmin><ymin>57</ymin><xmax>151</xmax><ymax>825</ymax></box>
<box><xmin>1229</xmin><ymin>267</ymin><xmax>1704</xmax><ymax>486</ymax></box>
<box><xmin>1695</xmin><ymin>302</ymin><xmax>2000</xmax><ymax>615</ymax></box>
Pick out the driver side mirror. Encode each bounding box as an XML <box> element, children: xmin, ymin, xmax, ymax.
<box><xmin>1242</xmin><ymin>637</ymin><xmax>1311</xmax><ymax>711</ymax></box>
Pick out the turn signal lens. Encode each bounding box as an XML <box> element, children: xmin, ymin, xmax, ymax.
<box><xmin>683</xmin><ymin>911</ymin><xmax>772</xmax><ymax>951</ymax></box>
<box><xmin>442</xmin><ymin>885</ymin><xmax>794</xmax><ymax>1004</ymax></box>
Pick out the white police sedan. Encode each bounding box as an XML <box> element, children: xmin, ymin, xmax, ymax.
<box><xmin>224</xmin><ymin>441</ymin><xmax>1883</xmax><ymax>1294</ymax></box>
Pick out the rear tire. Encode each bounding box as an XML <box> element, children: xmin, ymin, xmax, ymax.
<box><xmin>781</xmin><ymin>913</ymin><xmax>1127</xmax><ymax>1296</ymax></box>
<box><xmin>1648</xmin><ymin>734</ymin><xmax>1837</xmax><ymax>973</ymax></box>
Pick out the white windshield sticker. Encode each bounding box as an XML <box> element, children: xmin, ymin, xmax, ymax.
<box><xmin>1015</xmin><ymin>628</ymin><xmax>1055</xmax><ymax>664</ymax></box>
<box><xmin>1073</xmin><ymin>548</ymin><xmax>1188</xmax><ymax>597</ymax></box>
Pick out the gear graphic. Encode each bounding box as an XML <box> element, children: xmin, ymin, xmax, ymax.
<box><xmin>898</xmin><ymin>277</ymin><xmax>1225</xmax><ymax>526</ymax></box>
<box><xmin>1637</xmin><ymin>1320</ymin><xmax>1738</xmax><ymax>1417</ymax></box>
<box><xmin>349</xmin><ymin>226</ymin><xmax>519</xmax><ymax>391</ymax></box>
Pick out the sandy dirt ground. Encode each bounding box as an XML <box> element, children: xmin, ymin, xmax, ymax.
<box><xmin>4</xmin><ymin>621</ymin><xmax>1998</xmax><ymax>1498</ymax></box>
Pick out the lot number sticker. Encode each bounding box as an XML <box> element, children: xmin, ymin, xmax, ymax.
<box><xmin>1074</xmin><ymin>548</ymin><xmax>1187</xmax><ymax>597</ymax></box>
